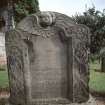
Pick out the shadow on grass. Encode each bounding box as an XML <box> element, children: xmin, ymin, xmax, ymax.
<box><xmin>90</xmin><ymin>89</ymin><xmax>105</xmax><ymax>97</ymax></box>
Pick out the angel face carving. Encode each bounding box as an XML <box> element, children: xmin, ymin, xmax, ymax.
<box><xmin>38</xmin><ymin>12</ymin><xmax>56</xmax><ymax>27</ymax></box>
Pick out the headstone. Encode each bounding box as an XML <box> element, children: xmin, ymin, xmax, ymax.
<box><xmin>5</xmin><ymin>11</ymin><xmax>90</xmax><ymax>105</ymax></box>
<box><xmin>0</xmin><ymin>33</ymin><xmax>6</xmax><ymax>65</ymax></box>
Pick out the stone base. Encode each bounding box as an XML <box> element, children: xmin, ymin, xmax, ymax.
<box><xmin>70</xmin><ymin>95</ymin><xmax>97</xmax><ymax>105</ymax></box>
<box><xmin>8</xmin><ymin>96</ymin><xmax>97</xmax><ymax>105</ymax></box>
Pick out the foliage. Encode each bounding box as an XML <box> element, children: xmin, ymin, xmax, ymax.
<box><xmin>89</xmin><ymin>53</ymin><xmax>100</xmax><ymax>63</ymax></box>
<box><xmin>14</xmin><ymin>0</ymin><xmax>39</xmax><ymax>22</ymax></box>
<box><xmin>99</xmin><ymin>47</ymin><xmax>105</xmax><ymax>57</ymax></box>
<box><xmin>73</xmin><ymin>7</ymin><xmax>105</xmax><ymax>53</ymax></box>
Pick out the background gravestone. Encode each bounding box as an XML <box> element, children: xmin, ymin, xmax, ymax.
<box><xmin>5</xmin><ymin>11</ymin><xmax>90</xmax><ymax>105</ymax></box>
<box><xmin>0</xmin><ymin>33</ymin><xmax>6</xmax><ymax>65</ymax></box>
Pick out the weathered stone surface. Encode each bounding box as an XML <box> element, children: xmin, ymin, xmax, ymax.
<box><xmin>0</xmin><ymin>94</ymin><xmax>97</xmax><ymax>105</ymax></box>
<box><xmin>0</xmin><ymin>33</ymin><xmax>6</xmax><ymax>65</ymax></box>
<box><xmin>8</xmin><ymin>96</ymin><xmax>97</xmax><ymax>105</ymax></box>
<box><xmin>5</xmin><ymin>11</ymin><xmax>90</xmax><ymax>105</ymax></box>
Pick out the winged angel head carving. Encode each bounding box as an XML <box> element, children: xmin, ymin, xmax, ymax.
<box><xmin>37</xmin><ymin>12</ymin><xmax>56</xmax><ymax>27</ymax></box>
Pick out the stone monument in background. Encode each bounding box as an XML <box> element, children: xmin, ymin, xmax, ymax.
<box><xmin>0</xmin><ymin>33</ymin><xmax>6</xmax><ymax>65</ymax></box>
<box><xmin>5</xmin><ymin>11</ymin><xmax>90</xmax><ymax>105</ymax></box>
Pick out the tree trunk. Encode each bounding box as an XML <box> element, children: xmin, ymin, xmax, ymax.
<box><xmin>7</xmin><ymin>0</ymin><xmax>15</xmax><ymax>31</ymax></box>
<box><xmin>7</xmin><ymin>9</ymin><xmax>15</xmax><ymax>30</ymax></box>
<box><xmin>101</xmin><ymin>57</ymin><xmax>105</xmax><ymax>72</ymax></box>
<box><xmin>0</xmin><ymin>0</ymin><xmax>15</xmax><ymax>32</ymax></box>
<box><xmin>1</xmin><ymin>9</ymin><xmax>14</xmax><ymax>32</ymax></box>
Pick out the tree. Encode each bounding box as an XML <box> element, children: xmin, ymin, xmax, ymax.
<box><xmin>0</xmin><ymin>0</ymin><xmax>39</xmax><ymax>31</ymax></box>
<box><xmin>0</xmin><ymin>0</ymin><xmax>14</xmax><ymax>31</ymax></box>
<box><xmin>73</xmin><ymin>7</ymin><xmax>105</xmax><ymax>53</ymax></box>
<box><xmin>14</xmin><ymin>0</ymin><xmax>39</xmax><ymax>22</ymax></box>
<box><xmin>73</xmin><ymin>7</ymin><xmax>105</xmax><ymax>72</ymax></box>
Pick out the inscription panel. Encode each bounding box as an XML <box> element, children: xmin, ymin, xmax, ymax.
<box><xmin>29</xmin><ymin>35</ymin><xmax>68</xmax><ymax>100</ymax></box>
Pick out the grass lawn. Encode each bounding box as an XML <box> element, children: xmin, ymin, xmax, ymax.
<box><xmin>89</xmin><ymin>61</ymin><xmax>105</xmax><ymax>93</ymax></box>
<box><xmin>0</xmin><ymin>62</ymin><xmax>105</xmax><ymax>94</ymax></box>
<box><xmin>0</xmin><ymin>70</ymin><xmax>9</xmax><ymax>89</ymax></box>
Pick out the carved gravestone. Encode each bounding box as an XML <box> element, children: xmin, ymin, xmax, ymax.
<box><xmin>5</xmin><ymin>12</ymin><xmax>90</xmax><ymax>105</ymax></box>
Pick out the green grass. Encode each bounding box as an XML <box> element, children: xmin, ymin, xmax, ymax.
<box><xmin>89</xmin><ymin>61</ymin><xmax>105</xmax><ymax>93</ymax></box>
<box><xmin>0</xmin><ymin>70</ymin><xmax>9</xmax><ymax>88</ymax></box>
<box><xmin>0</xmin><ymin>65</ymin><xmax>7</xmax><ymax>71</ymax></box>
